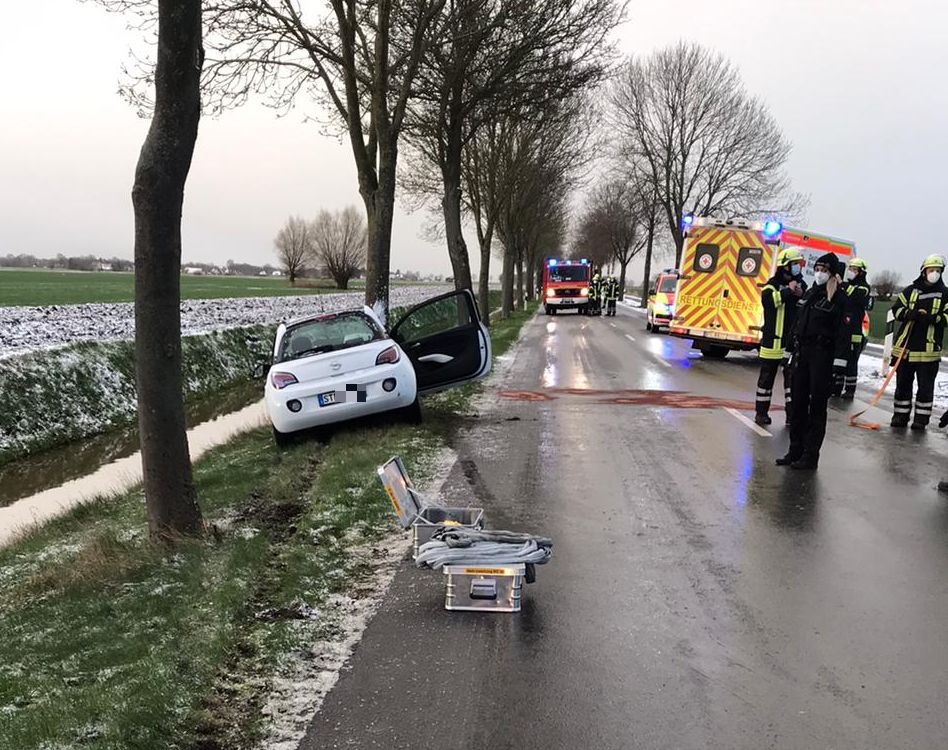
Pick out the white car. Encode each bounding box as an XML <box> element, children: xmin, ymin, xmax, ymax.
<box><xmin>263</xmin><ymin>289</ymin><xmax>491</xmax><ymax>445</ymax></box>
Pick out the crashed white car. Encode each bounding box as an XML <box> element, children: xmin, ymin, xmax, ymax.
<box><xmin>263</xmin><ymin>289</ymin><xmax>491</xmax><ymax>445</ymax></box>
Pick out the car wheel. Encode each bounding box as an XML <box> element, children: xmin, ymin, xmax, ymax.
<box><xmin>272</xmin><ymin>426</ymin><xmax>293</xmax><ymax>448</ymax></box>
<box><xmin>701</xmin><ymin>345</ymin><xmax>729</xmax><ymax>359</ymax></box>
<box><xmin>400</xmin><ymin>397</ymin><xmax>422</xmax><ymax>425</ymax></box>
<box><xmin>545</xmin><ymin>305</ymin><xmax>552</xmax><ymax>315</ymax></box>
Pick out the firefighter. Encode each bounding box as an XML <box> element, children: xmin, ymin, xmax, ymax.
<box><xmin>776</xmin><ymin>253</ymin><xmax>848</xmax><ymax>470</ymax></box>
<box><xmin>590</xmin><ymin>272</ymin><xmax>602</xmax><ymax>316</ymax></box>
<box><xmin>604</xmin><ymin>274</ymin><xmax>619</xmax><ymax>316</ymax></box>
<box><xmin>755</xmin><ymin>248</ymin><xmax>806</xmax><ymax>426</ymax></box>
<box><xmin>888</xmin><ymin>255</ymin><xmax>948</xmax><ymax>430</ymax></box>
<box><xmin>831</xmin><ymin>258</ymin><xmax>873</xmax><ymax>399</ymax></box>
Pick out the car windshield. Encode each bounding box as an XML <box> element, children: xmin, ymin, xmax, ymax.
<box><xmin>549</xmin><ymin>266</ymin><xmax>588</xmax><ymax>282</ymax></box>
<box><xmin>277</xmin><ymin>312</ymin><xmax>384</xmax><ymax>362</ymax></box>
<box><xmin>659</xmin><ymin>277</ymin><xmax>677</xmax><ymax>293</ymax></box>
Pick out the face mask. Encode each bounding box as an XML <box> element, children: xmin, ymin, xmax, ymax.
<box><xmin>814</xmin><ymin>271</ymin><xmax>830</xmax><ymax>285</ymax></box>
<box><xmin>844</xmin><ymin>270</ymin><xmax>856</xmax><ymax>281</ymax></box>
<box><xmin>927</xmin><ymin>270</ymin><xmax>942</xmax><ymax>284</ymax></box>
<box><xmin>791</xmin><ymin>265</ymin><xmax>803</xmax><ymax>277</ymax></box>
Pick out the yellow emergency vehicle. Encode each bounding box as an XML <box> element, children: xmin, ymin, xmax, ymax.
<box><xmin>670</xmin><ymin>217</ymin><xmax>858</xmax><ymax>358</ymax></box>
<box><xmin>646</xmin><ymin>269</ymin><xmax>679</xmax><ymax>332</ymax></box>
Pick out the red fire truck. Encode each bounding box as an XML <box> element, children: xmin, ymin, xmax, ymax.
<box><xmin>542</xmin><ymin>258</ymin><xmax>591</xmax><ymax>315</ymax></box>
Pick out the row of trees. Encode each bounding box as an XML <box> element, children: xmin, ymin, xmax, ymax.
<box><xmin>274</xmin><ymin>207</ymin><xmax>367</xmax><ymax>289</ymax></box>
<box><xmin>0</xmin><ymin>253</ymin><xmax>135</xmax><ymax>272</ymax></box>
<box><xmin>575</xmin><ymin>42</ymin><xmax>808</xmax><ymax>304</ymax></box>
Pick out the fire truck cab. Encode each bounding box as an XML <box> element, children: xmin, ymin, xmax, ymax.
<box><xmin>670</xmin><ymin>217</ymin><xmax>858</xmax><ymax>358</ymax></box>
<box><xmin>543</xmin><ymin>258</ymin><xmax>592</xmax><ymax>315</ymax></box>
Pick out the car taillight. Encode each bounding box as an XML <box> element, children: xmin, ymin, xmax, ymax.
<box><xmin>376</xmin><ymin>346</ymin><xmax>400</xmax><ymax>365</ymax></box>
<box><xmin>270</xmin><ymin>371</ymin><xmax>298</xmax><ymax>389</ymax></box>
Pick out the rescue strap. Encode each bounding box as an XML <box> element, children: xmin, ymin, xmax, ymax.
<box><xmin>849</xmin><ymin>321</ymin><xmax>913</xmax><ymax>431</ymax></box>
<box><xmin>415</xmin><ymin>528</ymin><xmax>553</xmax><ymax>569</ymax></box>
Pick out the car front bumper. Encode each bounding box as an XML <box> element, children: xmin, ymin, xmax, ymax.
<box><xmin>546</xmin><ymin>296</ymin><xmax>589</xmax><ymax>307</ymax></box>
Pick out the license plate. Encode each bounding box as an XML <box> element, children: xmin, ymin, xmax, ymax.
<box><xmin>318</xmin><ymin>391</ymin><xmax>337</xmax><ymax>407</ymax></box>
<box><xmin>561</xmin><ymin>300</ymin><xmax>574</xmax><ymax>305</ymax></box>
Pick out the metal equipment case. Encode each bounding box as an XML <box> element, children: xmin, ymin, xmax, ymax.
<box><xmin>443</xmin><ymin>564</ymin><xmax>525</xmax><ymax>613</ymax></box>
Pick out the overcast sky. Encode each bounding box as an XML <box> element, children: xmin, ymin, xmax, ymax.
<box><xmin>1</xmin><ymin>0</ymin><xmax>946</xmax><ymax>282</ymax></box>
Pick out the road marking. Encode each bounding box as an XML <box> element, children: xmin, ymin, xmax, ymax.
<box><xmin>610</xmin><ymin>323</ymin><xmax>617</xmax><ymax>328</ymax></box>
<box><xmin>724</xmin><ymin>408</ymin><xmax>772</xmax><ymax>437</ymax></box>
<box><xmin>625</xmin><ymin>334</ymin><xmax>636</xmax><ymax>342</ymax></box>
<box><xmin>654</xmin><ymin>356</ymin><xmax>672</xmax><ymax>369</ymax></box>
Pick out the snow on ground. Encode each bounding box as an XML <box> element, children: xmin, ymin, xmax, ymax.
<box><xmin>0</xmin><ymin>286</ymin><xmax>449</xmax><ymax>358</ymax></box>
<box><xmin>857</xmin><ymin>350</ymin><xmax>948</xmax><ymax>415</ymax></box>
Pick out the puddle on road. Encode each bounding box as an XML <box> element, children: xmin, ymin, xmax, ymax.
<box><xmin>0</xmin><ymin>389</ymin><xmax>268</xmax><ymax>547</ymax></box>
<box><xmin>0</xmin><ymin>380</ymin><xmax>262</xmax><ymax>508</ymax></box>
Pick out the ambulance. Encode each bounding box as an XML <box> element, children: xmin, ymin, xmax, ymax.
<box><xmin>670</xmin><ymin>217</ymin><xmax>859</xmax><ymax>358</ymax></box>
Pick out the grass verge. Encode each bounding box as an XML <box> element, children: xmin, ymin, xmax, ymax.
<box><xmin>0</xmin><ymin>301</ymin><xmax>536</xmax><ymax>750</ymax></box>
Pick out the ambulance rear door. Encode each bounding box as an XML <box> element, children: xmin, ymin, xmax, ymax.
<box><xmin>674</xmin><ymin>223</ymin><xmax>773</xmax><ymax>347</ymax></box>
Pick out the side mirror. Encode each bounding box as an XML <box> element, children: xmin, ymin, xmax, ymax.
<box><xmin>252</xmin><ymin>362</ymin><xmax>268</xmax><ymax>379</ymax></box>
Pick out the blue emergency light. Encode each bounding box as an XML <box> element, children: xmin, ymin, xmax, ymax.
<box><xmin>548</xmin><ymin>259</ymin><xmax>557</xmax><ymax>267</ymax></box>
<box><xmin>763</xmin><ymin>220</ymin><xmax>783</xmax><ymax>237</ymax></box>
<box><xmin>581</xmin><ymin>259</ymin><xmax>588</xmax><ymax>265</ymax></box>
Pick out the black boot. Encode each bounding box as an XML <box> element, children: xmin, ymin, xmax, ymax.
<box><xmin>841</xmin><ymin>391</ymin><xmax>855</xmax><ymax>401</ymax></box>
<box><xmin>755</xmin><ymin>412</ymin><xmax>772</xmax><ymax>426</ymax></box>
<box><xmin>911</xmin><ymin>421</ymin><xmax>928</xmax><ymax>431</ymax></box>
<box><xmin>776</xmin><ymin>452</ymin><xmax>801</xmax><ymax>466</ymax></box>
<box><xmin>891</xmin><ymin>414</ymin><xmax>910</xmax><ymax>428</ymax></box>
<box><xmin>791</xmin><ymin>454</ymin><xmax>819</xmax><ymax>470</ymax></box>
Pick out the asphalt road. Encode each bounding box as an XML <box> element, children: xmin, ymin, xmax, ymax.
<box><xmin>301</xmin><ymin>303</ymin><xmax>948</xmax><ymax>750</ymax></box>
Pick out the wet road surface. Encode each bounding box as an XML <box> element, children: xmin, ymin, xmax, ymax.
<box><xmin>301</xmin><ymin>304</ymin><xmax>948</xmax><ymax>750</ymax></box>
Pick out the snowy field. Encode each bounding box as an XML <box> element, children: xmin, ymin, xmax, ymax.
<box><xmin>0</xmin><ymin>286</ymin><xmax>449</xmax><ymax>358</ymax></box>
<box><xmin>857</xmin><ymin>348</ymin><xmax>948</xmax><ymax>416</ymax></box>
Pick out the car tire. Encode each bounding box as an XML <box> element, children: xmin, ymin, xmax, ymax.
<box><xmin>545</xmin><ymin>305</ymin><xmax>552</xmax><ymax>315</ymax></box>
<box><xmin>272</xmin><ymin>426</ymin><xmax>294</xmax><ymax>448</ymax></box>
<box><xmin>701</xmin><ymin>345</ymin><xmax>729</xmax><ymax>359</ymax></box>
<box><xmin>400</xmin><ymin>397</ymin><xmax>422</xmax><ymax>425</ymax></box>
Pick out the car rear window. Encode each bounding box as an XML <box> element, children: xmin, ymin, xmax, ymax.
<box><xmin>277</xmin><ymin>312</ymin><xmax>384</xmax><ymax>362</ymax></box>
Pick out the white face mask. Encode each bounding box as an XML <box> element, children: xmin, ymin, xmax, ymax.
<box><xmin>927</xmin><ymin>270</ymin><xmax>942</xmax><ymax>284</ymax></box>
<box><xmin>814</xmin><ymin>271</ymin><xmax>830</xmax><ymax>285</ymax></box>
<box><xmin>845</xmin><ymin>269</ymin><xmax>857</xmax><ymax>281</ymax></box>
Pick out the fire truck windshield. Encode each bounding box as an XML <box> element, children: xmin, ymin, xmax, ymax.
<box><xmin>549</xmin><ymin>266</ymin><xmax>588</xmax><ymax>282</ymax></box>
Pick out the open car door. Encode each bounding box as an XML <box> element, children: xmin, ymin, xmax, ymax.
<box><xmin>390</xmin><ymin>289</ymin><xmax>491</xmax><ymax>394</ymax></box>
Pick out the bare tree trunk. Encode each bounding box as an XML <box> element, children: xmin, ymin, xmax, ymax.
<box><xmin>618</xmin><ymin>261</ymin><xmax>628</xmax><ymax>301</ymax></box>
<box><xmin>515</xmin><ymin>257</ymin><xmax>524</xmax><ymax>311</ymax></box>
<box><xmin>442</xmin><ymin>127</ymin><xmax>473</xmax><ymax>291</ymax></box>
<box><xmin>477</xmin><ymin>230</ymin><xmax>493</xmax><ymax>325</ymax></box>
<box><xmin>501</xmin><ymin>246</ymin><xmax>515</xmax><ymax>318</ymax></box>
<box><xmin>640</xmin><ymin>206</ymin><xmax>656</xmax><ymax>308</ymax></box>
<box><xmin>133</xmin><ymin>0</ymin><xmax>203</xmax><ymax>541</ymax></box>
<box><xmin>362</xmin><ymin>142</ymin><xmax>397</xmax><ymax>316</ymax></box>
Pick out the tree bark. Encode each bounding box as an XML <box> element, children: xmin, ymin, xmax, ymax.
<box><xmin>361</xmin><ymin>140</ymin><xmax>397</xmax><ymax>317</ymax></box>
<box><xmin>133</xmin><ymin>0</ymin><xmax>203</xmax><ymax>541</ymax></box>
<box><xmin>477</xmin><ymin>228</ymin><xmax>493</xmax><ymax>325</ymax></box>
<box><xmin>515</xmin><ymin>257</ymin><xmax>524</xmax><ymax>311</ymax></box>
<box><xmin>640</xmin><ymin>203</ymin><xmax>657</xmax><ymax>308</ymax></box>
<box><xmin>501</xmin><ymin>246</ymin><xmax>515</xmax><ymax>318</ymax></box>
<box><xmin>618</xmin><ymin>260</ymin><xmax>628</xmax><ymax>301</ymax></box>
<box><xmin>442</xmin><ymin>123</ymin><xmax>474</xmax><ymax>291</ymax></box>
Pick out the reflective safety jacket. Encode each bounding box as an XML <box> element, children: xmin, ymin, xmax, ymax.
<box><xmin>589</xmin><ymin>278</ymin><xmax>601</xmax><ymax>300</ymax></box>
<box><xmin>841</xmin><ymin>272</ymin><xmax>872</xmax><ymax>346</ymax></box>
<box><xmin>604</xmin><ymin>277</ymin><xmax>619</xmax><ymax>301</ymax></box>
<box><xmin>759</xmin><ymin>274</ymin><xmax>807</xmax><ymax>360</ymax></box>
<box><xmin>890</xmin><ymin>276</ymin><xmax>948</xmax><ymax>362</ymax></box>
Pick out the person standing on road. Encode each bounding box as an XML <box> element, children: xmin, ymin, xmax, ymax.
<box><xmin>831</xmin><ymin>258</ymin><xmax>873</xmax><ymax>400</ymax></box>
<box><xmin>888</xmin><ymin>255</ymin><xmax>948</xmax><ymax>430</ymax></box>
<box><xmin>755</xmin><ymin>249</ymin><xmax>807</xmax><ymax>426</ymax></box>
<box><xmin>604</xmin><ymin>275</ymin><xmax>619</xmax><ymax>316</ymax></box>
<box><xmin>589</xmin><ymin>271</ymin><xmax>601</xmax><ymax>316</ymax></box>
<box><xmin>776</xmin><ymin>253</ymin><xmax>847</xmax><ymax>470</ymax></box>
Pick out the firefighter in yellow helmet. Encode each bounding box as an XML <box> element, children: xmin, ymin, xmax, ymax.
<box><xmin>590</xmin><ymin>271</ymin><xmax>602</xmax><ymax>316</ymax></box>
<box><xmin>755</xmin><ymin>248</ymin><xmax>806</xmax><ymax>426</ymax></box>
<box><xmin>831</xmin><ymin>257</ymin><xmax>872</xmax><ymax>399</ymax></box>
<box><xmin>889</xmin><ymin>254</ymin><xmax>948</xmax><ymax>429</ymax></box>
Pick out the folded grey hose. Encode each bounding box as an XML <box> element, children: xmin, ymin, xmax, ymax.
<box><xmin>432</xmin><ymin>527</ymin><xmax>553</xmax><ymax>549</ymax></box>
<box><xmin>415</xmin><ymin>538</ymin><xmax>553</xmax><ymax>570</ymax></box>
